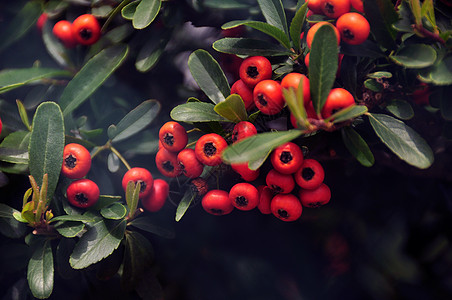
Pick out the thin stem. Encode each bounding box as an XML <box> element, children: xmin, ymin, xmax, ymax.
<box><xmin>110</xmin><ymin>145</ymin><xmax>132</xmax><ymax>170</ymax></box>
<box><xmin>102</xmin><ymin>0</ymin><xmax>133</xmax><ymax>32</ymax></box>
<box><xmin>186</xmin><ymin>128</ymin><xmax>201</xmax><ymax>134</ymax></box>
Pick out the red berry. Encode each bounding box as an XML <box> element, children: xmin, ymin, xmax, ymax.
<box><xmin>271</xmin><ymin>193</ymin><xmax>302</xmax><ymax>221</ymax></box>
<box><xmin>230</xmin><ymin>162</ymin><xmax>260</xmax><ymax>182</ymax></box>
<box><xmin>308</xmin><ymin>0</ymin><xmax>325</xmax><ymax>14</ymax></box>
<box><xmin>281</xmin><ymin>73</ymin><xmax>311</xmax><ymax>105</ymax></box>
<box><xmin>159</xmin><ymin>121</ymin><xmax>188</xmax><ymax>153</ymax></box>
<box><xmin>253</xmin><ymin>80</ymin><xmax>284</xmax><ymax>115</ymax></box>
<box><xmin>61</xmin><ymin>143</ymin><xmax>92</xmax><ymax>179</ymax></box>
<box><xmin>232</xmin><ymin>121</ymin><xmax>257</xmax><ymax>143</ymax></box>
<box><xmin>322</xmin><ymin>88</ymin><xmax>355</xmax><ymax>119</ymax></box>
<box><xmin>270</xmin><ymin>142</ymin><xmax>304</xmax><ymax>174</ymax></box>
<box><xmin>411</xmin><ymin>83</ymin><xmax>430</xmax><ymax>106</ymax></box>
<box><xmin>321</xmin><ymin>0</ymin><xmax>351</xmax><ymax>19</ymax></box>
<box><xmin>72</xmin><ymin>14</ymin><xmax>101</xmax><ymax>46</ymax></box>
<box><xmin>299</xmin><ymin>183</ymin><xmax>331</xmax><ymax>208</ymax></box>
<box><xmin>190</xmin><ymin>177</ymin><xmax>209</xmax><ymax>197</ymax></box>
<box><xmin>257</xmin><ymin>185</ymin><xmax>273</xmax><ymax>214</ymax></box>
<box><xmin>122</xmin><ymin>167</ymin><xmax>154</xmax><ymax>199</ymax></box>
<box><xmin>231</xmin><ymin>79</ymin><xmax>255</xmax><ymax>111</ymax></box>
<box><xmin>66</xmin><ymin>179</ymin><xmax>100</xmax><ymax>209</ymax></box>
<box><xmin>141</xmin><ymin>179</ymin><xmax>169</xmax><ymax>212</ymax></box>
<box><xmin>177</xmin><ymin>148</ymin><xmax>204</xmax><ymax>178</ymax></box>
<box><xmin>229</xmin><ymin>182</ymin><xmax>259</xmax><ymax>211</ymax></box>
<box><xmin>294</xmin><ymin>159</ymin><xmax>325</xmax><ymax>190</ymax></box>
<box><xmin>350</xmin><ymin>0</ymin><xmax>364</xmax><ymax>13</ymax></box>
<box><xmin>155</xmin><ymin>148</ymin><xmax>181</xmax><ymax>178</ymax></box>
<box><xmin>37</xmin><ymin>13</ymin><xmax>48</xmax><ymax>32</ymax></box>
<box><xmin>53</xmin><ymin>20</ymin><xmax>77</xmax><ymax>48</ymax></box>
<box><xmin>266</xmin><ymin>169</ymin><xmax>295</xmax><ymax>194</ymax></box>
<box><xmin>195</xmin><ymin>133</ymin><xmax>228</xmax><ymax>166</ymax></box>
<box><xmin>239</xmin><ymin>56</ymin><xmax>272</xmax><ymax>88</ymax></box>
<box><xmin>336</xmin><ymin>12</ymin><xmax>370</xmax><ymax>45</ymax></box>
<box><xmin>306</xmin><ymin>21</ymin><xmax>340</xmax><ymax>49</ymax></box>
<box><xmin>202</xmin><ymin>189</ymin><xmax>234</xmax><ymax>216</ymax></box>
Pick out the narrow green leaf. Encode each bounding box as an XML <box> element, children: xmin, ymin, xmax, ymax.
<box><xmin>188</xmin><ymin>49</ymin><xmax>230</xmax><ymax>104</ymax></box>
<box><xmin>91</xmin><ymin>195</ymin><xmax>122</xmax><ymax>211</ymax></box>
<box><xmin>363</xmin><ymin>0</ymin><xmax>398</xmax><ymax>50</ymax></box>
<box><xmin>101</xmin><ymin>203</ymin><xmax>127</xmax><ymax>220</ymax></box>
<box><xmin>367</xmin><ymin>71</ymin><xmax>392</xmax><ymax>79</ymax></box>
<box><xmin>122</xmin><ymin>1</ymin><xmax>139</xmax><ymax>20</ymax></box>
<box><xmin>170</xmin><ymin>102</ymin><xmax>231</xmax><ymax>123</ymax></box>
<box><xmin>49</xmin><ymin>214</ymin><xmax>95</xmax><ymax>223</ymax></box>
<box><xmin>136</xmin><ymin>31</ymin><xmax>171</xmax><ymax>72</ymax></box>
<box><xmin>257</xmin><ymin>0</ymin><xmax>289</xmax><ymax>35</ymax></box>
<box><xmin>16</xmin><ymin>100</ymin><xmax>31</xmax><ymax>130</ymax></box>
<box><xmin>368</xmin><ymin>113</ymin><xmax>434</xmax><ymax>169</ymax></box>
<box><xmin>28</xmin><ymin>102</ymin><xmax>65</xmax><ymax>201</ymax></box>
<box><xmin>329</xmin><ymin>105</ymin><xmax>368</xmax><ymax>124</ymax></box>
<box><xmin>282</xmin><ymin>87</ymin><xmax>307</xmax><ymax>129</ymax></box>
<box><xmin>203</xmin><ymin>0</ymin><xmax>251</xmax><ymax>8</ymax></box>
<box><xmin>213</xmin><ymin>38</ymin><xmax>293</xmax><ymax>57</ymax></box>
<box><xmin>70</xmin><ymin>218</ymin><xmax>127</xmax><ymax>269</ymax></box>
<box><xmin>27</xmin><ymin>239</ymin><xmax>54</xmax><ymax>299</ymax></box>
<box><xmin>175</xmin><ymin>190</ymin><xmax>196</xmax><ymax>222</ymax></box>
<box><xmin>129</xmin><ymin>182</ymin><xmax>141</xmax><ymax>219</ymax></box>
<box><xmin>42</xmin><ymin>21</ymin><xmax>72</xmax><ymax>68</ymax></box>
<box><xmin>222</xmin><ymin>130</ymin><xmax>303</xmax><ymax>164</ymax></box>
<box><xmin>341</xmin><ymin>127</ymin><xmax>375</xmax><ymax>167</ymax></box>
<box><xmin>55</xmin><ymin>221</ymin><xmax>85</xmax><ymax>238</ymax></box>
<box><xmin>385</xmin><ymin>99</ymin><xmax>414</xmax><ymax>120</ymax></box>
<box><xmin>59</xmin><ymin>44</ymin><xmax>129</xmax><ymax>116</ymax></box>
<box><xmin>0</xmin><ymin>203</ymin><xmax>27</xmax><ymax>238</ymax></box>
<box><xmin>390</xmin><ymin>44</ymin><xmax>437</xmax><ymax>68</ymax></box>
<box><xmin>128</xmin><ymin>217</ymin><xmax>175</xmax><ymax>238</ymax></box>
<box><xmin>364</xmin><ymin>78</ymin><xmax>383</xmax><ymax>92</ymax></box>
<box><xmin>289</xmin><ymin>2</ymin><xmax>308</xmax><ymax>52</ymax></box>
<box><xmin>214</xmin><ymin>94</ymin><xmax>247</xmax><ymax>123</ymax></box>
<box><xmin>0</xmin><ymin>148</ymin><xmax>28</xmax><ymax>164</ymax></box>
<box><xmin>132</xmin><ymin>0</ymin><xmax>161</xmax><ymax>29</ymax></box>
<box><xmin>309</xmin><ymin>24</ymin><xmax>338</xmax><ymax>114</ymax></box>
<box><xmin>0</xmin><ymin>68</ymin><xmax>71</xmax><ymax>94</ymax></box>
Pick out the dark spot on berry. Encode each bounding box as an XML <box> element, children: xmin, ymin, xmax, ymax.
<box><xmin>235</xmin><ymin>196</ymin><xmax>248</xmax><ymax>207</ymax></box>
<box><xmin>331</xmin><ymin>108</ymin><xmax>342</xmax><ymax>115</ymax></box>
<box><xmin>278</xmin><ymin>209</ymin><xmax>289</xmax><ymax>219</ymax></box>
<box><xmin>280</xmin><ymin>151</ymin><xmax>293</xmax><ymax>164</ymax></box>
<box><xmin>271</xmin><ymin>184</ymin><xmax>282</xmax><ymax>193</ymax></box>
<box><xmin>232</xmin><ymin>131</ymin><xmax>238</xmax><ymax>143</ymax></box>
<box><xmin>164</xmin><ymin>133</ymin><xmax>174</xmax><ymax>146</ymax></box>
<box><xmin>258</xmin><ymin>94</ymin><xmax>267</xmax><ymax>106</ymax></box>
<box><xmin>137</xmin><ymin>180</ymin><xmax>147</xmax><ymax>193</ymax></box>
<box><xmin>75</xmin><ymin>193</ymin><xmax>88</xmax><ymax>204</ymax></box>
<box><xmin>246</xmin><ymin>66</ymin><xmax>259</xmax><ymax>79</ymax></box>
<box><xmin>324</xmin><ymin>2</ymin><xmax>334</xmax><ymax>14</ymax></box>
<box><xmin>343</xmin><ymin>29</ymin><xmax>354</xmax><ymax>41</ymax></box>
<box><xmin>163</xmin><ymin>161</ymin><xmax>174</xmax><ymax>172</ymax></box>
<box><xmin>302</xmin><ymin>167</ymin><xmax>315</xmax><ymax>181</ymax></box>
<box><xmin>203</xmin><ymin>142</ymin><xmax>217</xmax><ymax>157</ymax></box>
<box><xmin>79</xmin><ymin>28</ymin><xmax>92</xmax><ymax>40</ymax></box>
<box><xmin>211</xmin><ymin>208</ymin><xmax>223</xmax><ymax>214</ymax></box>
<box><xmin>65</xmin><ymin>154</ymin><xmax>77</xmax><ymax>169</ymax></box>
<box><xmin>179</xmin><ymin>162</ymin><xmax>186</xmax><ymax>174</ymax></box>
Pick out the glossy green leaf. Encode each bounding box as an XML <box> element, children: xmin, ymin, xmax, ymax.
<box><xmin>175</xmin><ymin>190</ymin><xmax>196</xmax><ymax>222</ymax></box>
<box><xmin>341</xmin><ymin>127</ymin><xmax>375</xmax><ymax>167</ymax></box>
<box><xmin>222</xmin><ymin>20</ymin><xmax>291</xmax><ymax>49</ymax></box>
<box><xmin>289</xmin><ymin>2</ymin><xmax>308</xmax><ymax>52</ymax></box>
<box><xmin>213</xmin><ymin>38</ymin><xmax>293</xmax><ymax>57</ymax></box>
<box><xmin>385</xmin><ymin>99</ymin><xmax>414</xmax><ymax>120</ymax></box>
<box><xmin>364</xmin><ymin>79</ymin><xmax>382</xmax><ymax>92</ymax></box>
<box><xmin>136</xmin><ymin>31</ymin><xmax>171</xmax><ymax>72</ymax></box>
<box><xmin>127</xmin><ymin>180</ymin><xmax>141</xmax><ymax>219</ymax></box>
<box><xmin>49</xmin><ymin>214</ymin><xmax>95</xmax><ymax>223</ymax></box>
<box><xmin>54</xmin><ymin>221</ymin><xmax>85</xmax><ymax>238</ymax></box>
<box><xmin>222</xmin><ymin>130</ymin><xmax>303</xmax><ymax>164</ymax></box>
<box><xmin>428</xmin><ymin>56</ymin><xmax>452</xmax><ymax>86</ymax></box>
<box><xmin>282</xmin><ymin>87</ymin><xmax>307</xmax><ymax>129</ymax></box>
<box><xmin>59</xmin><ymin>44</ymin><xmax>129</xmax><ymax>116</ymax></box>
<box><xmin>171</xmin><ymin>102</ymin><xmax>230</xmax><ymax>123</ymax></box>
<box><xmin>56</xmin><ymin>239</ymin><xmax>77</xmax><ymax>280</ymax></box>
<box><xmin>16</xmin><ymin>100</ymin><xmax>31</xmax><ymax>130</ymax></box>
<box><xmin>329</xmin><ymin>105</ymin><xmax>368</xmax><ymax>124</ymax></box>
<box><xmin>390</xmin><ymin>44</ymin><xmax>437</xmax><ymax>68</ymax></box>
<box><xmin>27</xmin><ymin>239</ymin><xmax>54</xmax><ymax>299</ymax></box>
<box><xmin>28</xmin><ymin>102</ymin><xmax>65</xmax><ymax>202</ymax></box>
<box><xmin>101</xmin><ymin>203</ymin><xmax>127</xmax><ymax>220</ymax></box>
<box><xmin>203</xmin><ymin>0</ymin><xmax>251</xmax><ymax>8</ymax></box>
<box><xmin>363</xmin><ymin>0</ymin><xmax>398</xmax><ymax>50</ymax></box>
<box><xmin>122</xmin><ymin>1</ymin><xmax>139</xmax><ymax>20</ymax></box>
<box><xmin>133</xmin><ymin>0</ymin><xmax>161</xmax><ymax>29</ymax></box>
<box><xmin>188</xmin><ymin>49</ymin><xmax>230</xmax><ymax>104</ymax></box>
<box><xmin>0</xmin><ymin>203</ymin><xmax>27</xmax><ymax>238</ymax></box>
<box><xmin>128</xmin><ymin>217</ymin><xmax>175</xmax><ymax>239</ymax></box>
<box><xmin>91</xmin><ymin>195</ymin><xmax>122</xmax><ymax>211</ymax></box>
<box><xmin>367</xmin><ymin>71</ymin><xmax>392</xmax><ymax>79</ymax></box>
<box><xmin>368</xmin><ymin>113</ymin><xmax>434</xmax><ymax>169</ymax></box>
<box><xmin>309</xmin><ymin>24</ymin><xmax>338</xmax><ymax>114</ymax></box>
<box><xmin>257</xmin><ymin>0</ymin><xmax>288</xmax><ymax>35</ymax></box>
<box><xmin>214</xmin><ymin>94</ymin><xmax>247</xmax><ymax>123</ymax></box>
<box><xmin>0</xmin><ymin>144</ymin><xmax>29</xmax><ymax>164</ymax></box>
<box><xmin>0</xmin><ymin>68</ymin><xmax>71</xmax><ymax>94</ymax></box>
<box><xmin>111</xmin><ymin>100</ymin><xmax>161</xmax><ymax>142</ymax></box>
<box><xmin>107</xmin><ymin>152</ymin><xmax>120</xmax><ymax>173</ymax></box>
<box><xmin>70</xmin><ymin>218</ymin><xmax>126</xmax><ymax>269</ymax></box>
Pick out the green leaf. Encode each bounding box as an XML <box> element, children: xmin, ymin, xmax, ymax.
<box><xmin>122</xmin><ymin>1</ymin><xmax>139</xmax><ymax>20</ymax></box>
<box><xmin>341</xmin><ymin>127</ymin><xmax>375</xmax><ymax>167</ymax></box>
<box><xmin>213</xmin><ymin>38</ymin><xmax>293</xmax><ymax>57</ymax></box>
<box><xmin>42</xmin><ymin>21</ymin><xmax>72</xmax><ymax>68</ymax></box>
<box><xmin>170</xmin><ymin>102</ymin><xmax>230</xmax><ymax>123</ymax></box>
<box><xmin>427</xmin><ymin>56</ymin><xmax>452</xmax><ymax>86</ymax></box>
<box><xmin>363</xmin><ymin>0</ymin><xmax>398</xmax><ymax>50</ymax></box>
<box><xmin>0</xmin><ymin>68</ymin><xmax>71</xmax><ymax>94</ymax></box>
<box><xmin>49</xmin><ymin>214</ymin><xmax>95</xmax><ymax>223</ymax></box>
<box><xmin>364</xmin><ymin>78</ymin><xmax>382</xmax><ymax>92</ymax></box>
<box><xmin>203</xmin><ymin>0</ymin><xmax>251</xmax><ymax>8</ymax></box>
<box><xmin>309</xmin><ymin>24</ymin><xmax>338</xmax><ymax>114</ymax></box>
<box><xmin>136</xmin><ymin>31</ymin><xmax>171</xmax><ymax>72</ymax></box>
<box><xmin>27</xmin><ymin>239</ymin><xmax>54</xmax><ymax>299</ymax></box>
<box><xmin>188</xmin><ymin>49</ymin><xmax>230</xmax><ymax>104</ymax></box>
<box><xmin>222</xmin><ymin>20</ymin><xmax>291</xmax><ymax>49</ymax></box>
<box><xmin>91</xmin><ymin>195</ymin><xmax>122</xmax><ymax>211</ymax></box>
<box><xmin>0</xmin><ymin>203</ymin><xmax>27</xmax><ymax>238</ymax></box>
<box><xmin>329</xmin><ymin>105</ymin><xmax>368</xmax><ymax>124</ymax></box>
<box><xmin>175</xmin><ymin>190</ymin><xmax>196</xmax><ymax>222</ymax></box>
<box><xmin>128</xmin><ymin>217</ymin><xmax>175</xmax><ymax>239</ymax></box>
<box><xmin>54</xmin><ymin>221</ymin><xmax>85</xmax><ymax>238</ymax></box>
<box><xmin>0</xmin><ymin>148</ymin><xmax>28</xmax><ymax>164</ymax></box>
<box><xmin>214</xmin><ymin>94</ymin><xmax>248</xmax><ymax>123</ymax></box>
<box><xmin>257</xmin><ymin>0</ymin><xmax>289</xmax><ymax>35</ymax></box>
<box><xmin>28</xmin><ymin>102</ymin><xmax>65</xmax><ymax>202</ymax></box>
<box><xmin>367</xmin><ymin>71</ymin><xmax>392</xmax><ymax>79</ymax></box>
<box><xmin>101</xmin><ymin>203</ymin><xmax>127</xmax><ymax>220</ymax></box>
<box><xmin>59</xmin><ymin>44</ymin><xmax>129</xmax><ymax>116</ymax></box>
<box><xmin>389</xmin><ymin>44</ymin><xmax>437</xmax><ymax>68</ymax></box>
<box><xmin>70</xmin><ymin>218</ymin><xmax>126</xmax><ymax>269</ymax></box>
<box><xmin>282</xmin><ymin>87</ymin><xmax>307</xmax><ymax>129</ymax></box>
<box><xmin>222</xmin><ymin>130</ymin><xmax>303</xmax><ymax>164</ymax></box>
<box><xmin>289</xmin><ymin>2</ymin><xmax>308</xmax><ymax>53</ymax></box>
<box><xmin>133</xmin><ymin>0</ymin><xmax>161</xmax><ymax>29</ymax></box>
<box><xmin>16</xmin><ymin>100</ymin><xmax>31</xmax><ymax>130</ymax></box>
<box><xmin>385</xmin><ymin>99</ymin><xmax>414</xmax><ymax>120</ymax></box>
<box><xmin>126</xmin><ymin>181</ymin><xmax>140</xmax><ymax>219</ymax></box>
<box><xmin>368</xmin><ymin>113</ymin><xmax>434</xmax><ymax>169</ymax></box>
<box><xmin>111</xmin><ymin>100</ymin><xmax>161</xmax><ymax>142</ymax></box>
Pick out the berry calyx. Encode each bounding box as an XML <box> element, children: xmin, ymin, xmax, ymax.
<box><xmin>294</xmin><ymin>158</ymin><xmax>325</xmax><ymax>190</ymax></box>
<box><xmin>270</xmin><ymin>142</ymin><xmax>304</xmax><ymax>174</ymax></box>
<box><xmin>239</xmin><ymin>56</ymin><xmax>272</xmax><ymax>88</ymax></box>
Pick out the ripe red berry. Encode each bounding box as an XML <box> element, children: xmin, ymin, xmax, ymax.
<box><xmin>66</xmin><ymin>179</ymin><xmax>100</xmax><ymax>209</ymax></box>
<box><xmin>195</xmin><ymin>133</ymin><xmax>228</xmax><ymax>166</ymax></box>
<box><xmin>271</xmin><ymin>193</ymin><xmax>303</xmax><ymax>221</ymax></box>
<box><xmin>155</xmin><ymin>148</ymin><xmax>182</xmax><ymax>177</ymax></box>
<box><xmin>350</xmin><ymin>0</ymin><xmax>364</xmax><ymax>13</ymax></box>
<box><xmin>336</xmin><ymin>12</ymin><xmax>370</xmax><ymax>45</ymax></box>
<box><xmin>253</xmin><ymin>80</ymin><xmax>284</xmax><ymax>115</ymax></box>
<box><xmin>141</xmin><ymin>179</ymin><xmax>169</xmax><ymax>212</ymax></box>
<box><xmin>321</xmin><ymin>0</ymin><xmax>351</xmax><ymax>19</ymax></box>
<box><xmin>308</xmin><ymin>0</ymin><xmax>325</xmax><ymax>14</ymax></box>
<box><xmin>294</xmin><ymin>158</ymin><xmax>325</xmax><ymax>190</ymax></box>
<box><xmin>122</xmin><ymin>167</ymin><xmax>154</xmax><ymax>199</ymax></box>
<box><xmin>53</xmin><ymin>20</ymin><xmax>77</xmax><ymax>48</ymax></box>
<box><xmin>281</xmin><ymin>73</ymin><xmax>311</xmax><ymax>105</ymax></box>
<box><xmin>202</xmin><ymin>189</ymin><xmax>234</xmax><ymax>216</ymax></box>
<box><xmin>229</xmin><ymin>182</ymin><xmax>259</xmax><ymax>211</ymax></box>
<box><xmin>322</xmin><ymin>88</ymin><xmax>355</xmax><ymax>119</ymax></box>
<box><xmin>270</xmin><ymin>142</ymin><xmax>304</xmax><ymax>174</ymax></box>
<box><xmin>72</xmin><ymin>14</ymin><xmax>101</xmax><ymax>46</ymax></box>
<box><xmin>177</xmin><ymin>148</ymin><xmax>204</xmax><ymax>178</ymax></box>
<box><xmin>266</xmin><ymin>169</ymin><xmax>295</xmax><ymax>194</ymax></box>
<box><xmin>61</xmin><ymin>143</ymin><xmax>92</xmax><ymax>179</ymax></box>
<box><xmin>299</xmin><ymin>183</ymin><xmax>331</xmax><ymax>208</ymax></box>
<box><xmin>231</xmin><ymin>79</ymin><xmax>255</xmax><ymax>111</ymax></box>
<box><xmin>257</xmin><ymin>185</ymin><xmax>273</xmax><ymax>214</ymax></box>
<box><xmin>159</xmin><ymin>121</ymin><xmax>188</xmax><ymax>153</ymax></box>
<box><xmin>239</xmin><ymin>56</ymin><xmax>272</xmax><ymax>88</ymax></box>
<box><xmin>37</xmin><ymin>13</ymin><xmax>48</xmax><ymax>32</ymax></box>
<box><xmin>306</xmin><ymin>21</ymin><xmax>340</xmax><ymax>49</ymax></box>
<box><xmin>230</xmin><ymin>162</ymin><xmax>260</xmax><ymax>182</ymax></box>
<box><xmin>232</xmin><ymin>121</ymin><xmax>257</xmax><ymax>143</ymax></box>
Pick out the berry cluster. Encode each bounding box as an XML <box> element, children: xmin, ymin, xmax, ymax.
<box><xmin>50</xmin><ymin>14</ymin><xmax>101</xmax><ymax>48</ymax></box>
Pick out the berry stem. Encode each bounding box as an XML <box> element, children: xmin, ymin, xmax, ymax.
<box><xmin>186</xmin><ymin>128</ymin><xmax>201</xmax><ymax>134</ymax></box>
<box><xmin>110</xmin><ymin>145</ymin><xmax>132</xmax><ymax>170</ymax></box>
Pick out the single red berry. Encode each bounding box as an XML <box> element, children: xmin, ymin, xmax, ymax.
<box><xmin>253</xmin><ymin>80</ymin><xmax>284</xmax><ymax>115</ymax></box>
<box><xmin>322</xmin><ymin>88</ymin><xmax>355</xmax><ymax>119</ymax></box>
<box><xmin>190</xmin><ymin>177</ymin><xmax>209</xmax><ymax>197</ymax></box>
<box><xmin>271</xmin><ymin>193</ymin><xmax>302</xmax><ymax>221</ymax></box>
<box><xmin>230</xmin><ymin>162</ymin><xmax>260</xmax><ymax>182</ymax></box>
<box><xmin>232</xmin><ymin>121</ymin><xmax>257</xmax><ymax>143</ymax></box>
<box><xmin>281</xmin><ymin>73</ymin><xmax>311</xmax><ymax>105</ymax></box>
<box><xmin>350</xmin><ymin>0</ymin><xmax>364</xmax><ymax>13</ymax></box>
<box><xmin>239</xmin><ymin>56</ymin><xmax>272</xmax><ymax>88</ymax></box>
<box><xmin>53</xmin><ymin>20</ymin><xmax>77</xmax><ymax>48</ymax></box>
<box><xmin>294</xmin><ymin>158</ymin><xmax>325</xmax><ymax>190</ymax></box>
<box><xmin>177</xmin><ymin>148</ymin><xmax>204</xmax><ymax>178</ymax></box>
<box><xmin>257</xmin><ymin>185</ymin><xmax>273</xmax><ymax>214</ymax></box>
<box><xmin>231</xmin><ymin>79</ymin><xmax>255</xmax><ymax>111</ymax></box>
<box><xmin>304</xmin><ymin>52</ymin><xmax>310</xmax><ymax>69</ymax></box>
<box><xmin>141</xmin><ymin>179</ymin><xmax>169</xmax><ymax>212</ymax></box>
<box><xmin>37</xmin><ymin>13</ymin><xmax>48</xmax><ymax>32</ymax></box>
<box><xmin>66</xmin><ymin>179</ymin><xmax>100</xmax><ymax>209</ymax></box>
<box><xmin>122</xmin><ymin>167</ymin><xmax>154</xmax><ymax>198</ymax></box>
<box><xmin>220</xmin><ymin>53</ymin><xmax>243</xmax><ymax>80</ymax></box>
<box><xmin>336</xmin><ymin>12</ymin><xmax>370</xmax><ymax>45</ymax></box>
<box><xmin>321</xmin><ymin>0</ymin><xmax>351</xmax><ymax>19</ymax></box>
<box><xmin>202</xmin><ymin>189</ymin><xmax>234</xmax><ymax>216</ymax></box>
<box><xmin>266</xmin><ymin>169</ymin><xmax>295</xmax><ymax>194</ymax></box>
<box><xmin>299</xmin><ymin>183</ymin><xmax>331</xmax><ymax>208</ymax></box>
<box><xmin>61</xmin><ymin>143</ymin><xmax>92</xmax><ymax>179</ymax></box>
<box><xmin>308</xmin><ymin>0</ymin><xmax>325</xmax><ymax>14</ymax></box>
<box><xmin>411</xmin><ymin>83</ymin><xmax>430</xmax><ymax>106</ymax></box>
<box><xmin>195</xmin><ymin>133</ymin><xmax>228</xmax><ymax>166</ymax></box>
<box><xmin>155</xmin><ymin>148</ymin><xmax>182</xmax><ymax>177</ymax></box>
<box><xmin>229</xmin><ymin>182</ymin><xmax>259</xmax><ymax>211</ymax></box>
<box><xmin>270</xmin><ymin>142</ymin><xmax>304</xmax><ymax>175</ymax></box>
<box><xmin>306</xmin><ymin>21</ymin><xmax>340</xmax><ymax>49</ymax></box>
<box><xmin>159</xmin><ymin>121</ymin><xmax>188</xmax><ymax>153</ymax></box>
<box><xmin>72</xmin><ymin>14</ymin><xmax>101</xmax><ymax>46</ymax></box>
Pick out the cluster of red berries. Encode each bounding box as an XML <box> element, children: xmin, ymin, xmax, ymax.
<box><xmin>50</xmin><ymin>14</ymin><xmax>101</xmax><ymax>48</ymax></box>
